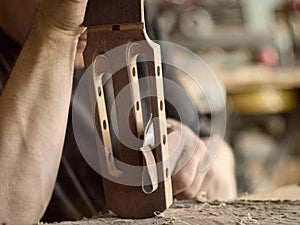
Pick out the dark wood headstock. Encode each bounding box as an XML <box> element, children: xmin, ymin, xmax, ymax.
<box><xmin>83</xmin><ymin>0</ymin><xmax>173</xmax><ymax>218</ymax></box>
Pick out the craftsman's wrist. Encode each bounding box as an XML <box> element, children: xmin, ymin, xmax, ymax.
<box><xmin>20</xmin><ymin>14</ymin><xmax>80</xmax><ymax>76</ymax></box>
<box><xmin>34</xmin><ymin>13</ymin><xmax>85</xmax><ymax>42</ymax></box>
<box><xmin>36</xmin><ymin>0</ymin><xmax>87</xmax><ymax>38</ymax></box>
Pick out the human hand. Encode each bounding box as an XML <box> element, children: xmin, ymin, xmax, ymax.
<box><xmin>167</xmin><ymin>119</ymin><xmax>237</xmax><ymax>200</ymax></box>
<box><xmin>204</xmin><ymin>137</ymin><xmax>237</xmax><ymax>201</ymax></box>
<box><xmin>167</xmin><ymin>118</ymin><xmax>212</xmax><ymax>199</ymax></box>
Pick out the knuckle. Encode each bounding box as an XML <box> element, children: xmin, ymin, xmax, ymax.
<box><xmin>190</xmin><ymin>139</ymin><xmax>206</xmax><ymax>160</ymax></box>
<box><xmin>185</xmin><ymin>191</ymin><xmax>196</xmax><ymax>199</ymax></box>
<box><xmin>206</xmin><ymin>168</ymin><xmax>215</xmax><ymax>180</ymax></box>
<box><xmin>182</xmin><ymin>190</ymin><xmax>197</xmax><ymax>199</ymax></box>
<box><xmin>196</xmin><ymin>139</ymin><xmax>207</xmax><ymax>152</ymax></box>
<box><xmin>174</xmin><ymin>172</ymin><xmax>194</xmax><ymax>190</ymax></box>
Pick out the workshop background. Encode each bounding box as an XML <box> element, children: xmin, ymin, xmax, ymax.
<box><xmin>155</xmin><ymin>0</ymin><xmax>300</xmax><ymax>196</ymax></box>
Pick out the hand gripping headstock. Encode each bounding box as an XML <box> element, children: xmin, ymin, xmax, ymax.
<box><xmin>83</xmin><ymin>0</ymin><xmax>173</xmax><ymax>218</ymax></box>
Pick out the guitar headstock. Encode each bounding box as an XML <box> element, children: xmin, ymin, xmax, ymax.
<box><xmin>83</xmin><ymin>0</ymin><xmax>173</xmax><ymax>218</ymax></box>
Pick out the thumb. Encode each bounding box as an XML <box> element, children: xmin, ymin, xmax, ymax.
<box><xmin>167</xmin><ymin>119</ymin><xmax>200</xmax><ymax>175</ymax></box>
<box><xmin>167</xmin><ymin>127</ymin><xmax>184</xmax><ymax>175</ymax></box>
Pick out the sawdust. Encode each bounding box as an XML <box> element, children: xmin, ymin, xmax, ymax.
<box><xmin>39</xmin><ymin>200</ymin><xmax>300</xmax><ymax>225</ymax></box>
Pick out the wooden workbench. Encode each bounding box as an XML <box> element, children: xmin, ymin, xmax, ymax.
<box><xmin>39</xmin><ymin>200</ymin><xmax>300</xmax><ymax>225</ymax></box>
<box><xmin>213</xmin><ymin>65</ymin><xmax>300</xmax><ymax>93</ymax></box>
<box><xmin>40</xmin><ymin>185</ymin><xmax>300</xmax><ymax>225</ymax></box>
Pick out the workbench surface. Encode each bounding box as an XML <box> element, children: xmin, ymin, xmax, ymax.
<box><xmin>214</xmin><ymin>66</ymin><xmax>300</xmax><ymax>93</ymax></box>
<box><xmin>41</xmin><ymin>199</ymin><xmax>300</xmax><ymax>225</ymax></box>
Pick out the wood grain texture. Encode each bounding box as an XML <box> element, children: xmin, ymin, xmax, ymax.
<box><xmin>84</xmin><ymin>0</ymin><xmax>143</xmax><ymax>26</ymax></box>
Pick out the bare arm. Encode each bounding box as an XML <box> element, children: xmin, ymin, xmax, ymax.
<box><xmin>0</xmin><ymin>1</ymin><xmax>87</xmax><ymax>224</ymax></box>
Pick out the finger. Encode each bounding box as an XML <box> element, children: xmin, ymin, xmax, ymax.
<box><xmin>167</xmin><ymin>119</ymin><xmax>190</xmax><ymax>175</ymax></box>
<box><xmin>167</xmin><ymin>118</ymin><xmax>200</xmax><ymax>175</ymax></box>
<box><xmin>206</xmin><ymin>139</ymin><xmax>237</xmax><ymax>200</ymax></box>
<box><xmin>167</xmin><ymin>128</ymin><xmax>185</xmax><ymax>175</ymax></box>
<box><xmin>199</xmin><ymin>167</ymin><xmax>214</xmax><ymax>193</ymax></box>
<box><xmin>175</xmin><ymin>168</ymin><xmax>214</xmax><ymax>200</ymax></box>
<box><xmin>171</xmin><ymin>139</ymin><xmax>205</xmax><ymax>195</ymax></box>
<box><xmin>174</xmin><ymin>142</ymin><xmax>213</xmax><ymax>200</ymax></box>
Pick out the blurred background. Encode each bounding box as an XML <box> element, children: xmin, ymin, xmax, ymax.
<box><xmin>153</xmin><ymin>0</ymin><xmax>300</xmax><ymax>195</ymax></box>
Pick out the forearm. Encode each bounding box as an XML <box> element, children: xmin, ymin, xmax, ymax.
<box><xmin>0</xmin><ymin>16</ymin><xmax>79</xmax><ymax>225</ymax></box>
